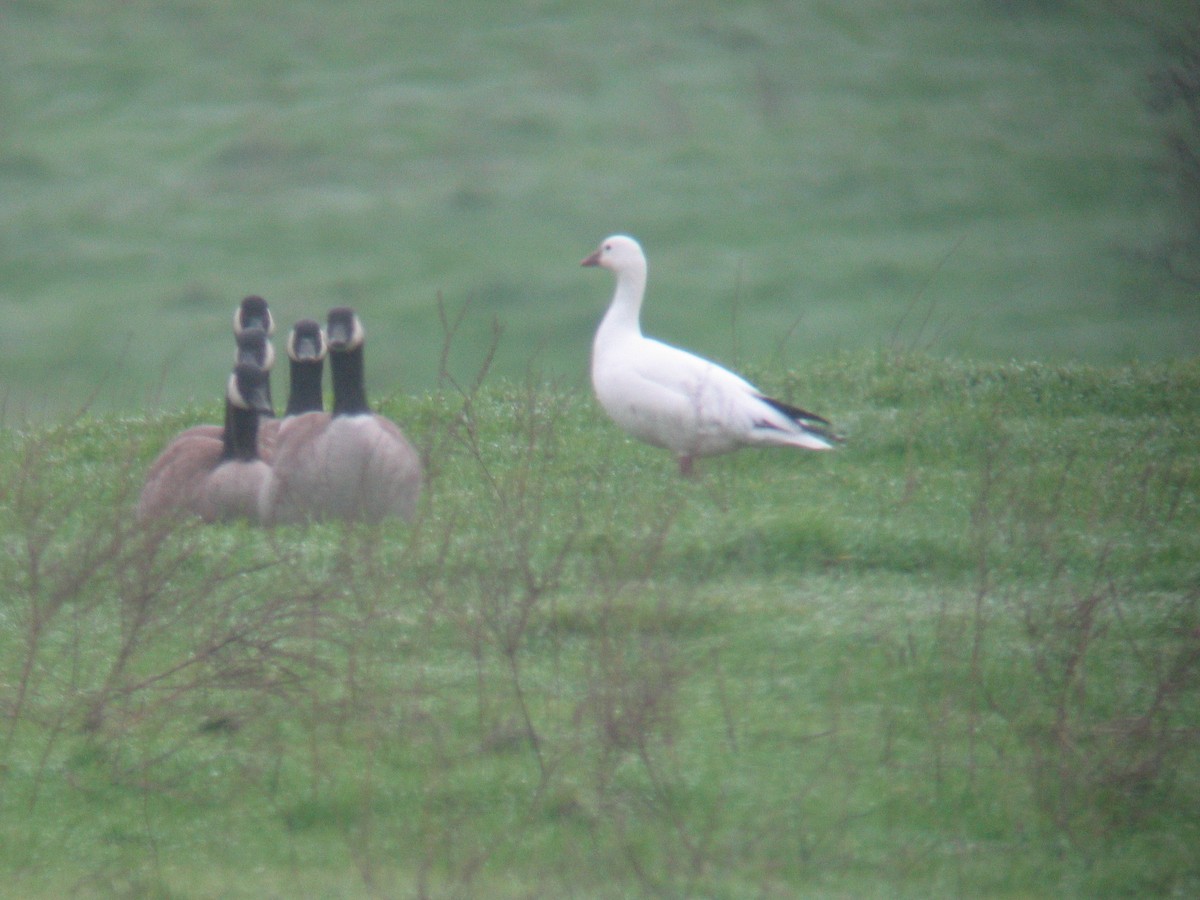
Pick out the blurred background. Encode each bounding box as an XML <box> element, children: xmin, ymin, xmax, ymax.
<box><xmin>1</xmin><ymin>0</ymin><xmax>1196</xmax><ymax>418</ymax></box>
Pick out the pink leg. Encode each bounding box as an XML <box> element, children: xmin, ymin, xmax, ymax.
<box><xmin>677</xmin><ymin>455</ymin><xmax>695</xmax><ymax>477</ymax></box>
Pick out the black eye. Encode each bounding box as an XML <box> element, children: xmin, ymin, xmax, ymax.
<box><xmin>604</xmin><ymin>243</ymin><xmax>612</xmax><ymax>251</ymax></box>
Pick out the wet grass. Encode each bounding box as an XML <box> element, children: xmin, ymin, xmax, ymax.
<box><xmin>1</xmin><ymin>0</ymin><xmax>1197</xmax><ymax>418</ymax></box>
<box><xmin>1</xmin><ymin>353</ymin><xmax>1197</xmax><ymax>896</ymax></box>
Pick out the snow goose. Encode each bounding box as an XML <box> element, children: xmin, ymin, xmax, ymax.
<box><xmin>137</xmin><ymin>362</ymin><xmax>273</xmax><ymax>522</ymax></box>
<box><xmin>259</xmin><ymin>308</ymin><xmax>422</xmax><ymax>524</ymax></box>
<box><xmin>581</xmin><ymin>234</ymin><xmax>840</xmax><ymax>475</ymax></box>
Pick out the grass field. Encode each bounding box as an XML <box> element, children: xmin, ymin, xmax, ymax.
<box><xmin>2</xmin><ymin>1</ymin><xmax>1199</xmax><ymax>896</ymax></box>
<box><xmin>1</xmin><ymin>352</ymin><xmax>1198</xmax><ymax>896</ymax></box>
<box><xmin>1</xmin><ymin>0</ymin><xmax>1197</xmax><ymax>417</ymax></box>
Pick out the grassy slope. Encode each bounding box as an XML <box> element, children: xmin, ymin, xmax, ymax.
<box><xmin>1</xmin><ymin>0</ymin><xmax>1197</xmax><ymax>417</ymax></box>
<box><xmin>1</xmin><ymin>354</ymin><xmax>1197</xmax><ymax>897</ymax></box>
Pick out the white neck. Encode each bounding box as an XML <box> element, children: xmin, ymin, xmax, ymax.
<box><xmin>595</xmin><ymin>263</ymin><xmax>647</xmax><ymax>347</ymax></box>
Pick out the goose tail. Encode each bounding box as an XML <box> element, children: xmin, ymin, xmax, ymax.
<box><xmin>758</xmin><ymin>395</ymin><xmax>845</xmax><ymax>449</ymax></box>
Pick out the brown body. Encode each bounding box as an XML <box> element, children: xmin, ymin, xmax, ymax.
<box><xmin>259</xmin><ymin>308</ymin><xmax>421</xmax><ymax>525</ymax></box>
<box><xmin>197</xmin><ymin>457</ymin><xmax>271</xmax><ymax>522</ymax></box>
<box><xmin>137</xmin><ymin>364</ymin><xmax>273</xmax><ymax>523</ymax></box>
<box><xmin>171</xmin><ymin>324</ymin><xmax>277</xmax><ymax>458</ymax></box>
<box><xmin>262</xmin><ymin>411</ymin><xmax>420</xmax><ymax>524</ymax></box>
<box><xmin>136</xmin><ymin>431</ymin><xmax>225</xmax><ymax>521</ymax></box>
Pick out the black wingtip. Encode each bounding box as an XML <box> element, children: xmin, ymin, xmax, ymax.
<box><xmin>759</xmin><ymin>395</ymin><xmax>845</xmax><ymax>445</ymax></box>
<box><xmin>758</xmin><ymin>395</ymin><xmax>831</xmax><ymax>427</ymax></box>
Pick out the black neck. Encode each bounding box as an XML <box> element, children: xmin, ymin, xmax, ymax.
<box><xmin>330</xmin><ymin>346</ymin><xmax>369</xmax><ymax>416</ymax></box>
<box><xmin>222</xmin><ymin>399</ymin><xmax>261</xmax><ymax>461</ymax></box>
<box><xmin>285</xmin><ymin>359</ymin><xmax>325</xmax><ymax>416</ymax></box>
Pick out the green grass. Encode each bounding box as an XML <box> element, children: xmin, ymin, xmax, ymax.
<box><xmin>2</xmin><ymin>0</ymin><xmax>1199</xmax><ymax>894</ymax></box>
<box><xmin>1</xmin><ymin>0</ymin><xmax>1198</xmax><ymax>417</ymax></box>
<box><xmin>1</xmin><ymin>353</ymin><xmax>1198</xmax><ymax>897</ymax></box>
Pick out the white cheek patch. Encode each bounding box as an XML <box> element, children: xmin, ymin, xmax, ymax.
<box><xmin>227</xmin><ymin>373</ymin><xmax>247</xmax><ymax>409</ymax></box>
<box><xmin>288</xmin><ymin>327</ymin><xmax>327</xmax><ymax>362</ymax></box>
<box><xmin>350</xmin><ymin>315</ymin><xmax>366</xmax><ymax>348</ymax></box>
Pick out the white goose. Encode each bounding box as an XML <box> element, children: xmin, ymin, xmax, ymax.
<box><xmin>582</xmin><ymin>234</ymin><xmax>840</xmax><ymax>475</ymax></box>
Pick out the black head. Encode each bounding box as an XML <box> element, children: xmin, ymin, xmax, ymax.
<box><xmin>235</xmin><ymin>295</ymin><xmax>275</xmax><ymax>336</ymax></box>
<box><xmin>288</xmin><ymin>319</ymin><xmax>328</xmax><ymax>362</ymax></box>
<box><xmin>234</xmin><ymin>326</ymin><xmax>275</xmax><ymax>370</ymax></box>
<box><xmin>326</xmin><ymin>307</ymin><xmax>365</xmax><ymax>352</ymax></box>
<box><xmin>227</xmin><ymin>363</ymin><xmax>274</xmax><ymax>415</ymax></box>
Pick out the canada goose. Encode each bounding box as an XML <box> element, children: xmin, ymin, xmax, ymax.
<box><xmin>234</xmin><ymin>297</ymin><xmax>276</xmax><ymax>416</ymax></box>
<box><xmin>582</xmin><ymin>234</ymin><xmax>840</xmax><ymax>475</ymax></box>
<box><xmin>235</xmin><ymin>295</ymin><xmax>275</xmax><ymax>336</ymax></box>
<box><xmin>235</xmin><ymin>326</ymin><xmax>275</xmax><ymax>375</ymax></box>
<box><xmin>171</xmin><ymin>326</ymin><xmax>275</xmax><ymax>447</ymax></box>
<box><xmin>137</xmin><ymin>362</ymin><xmax>273</xmax><ymax>523</ymax></box>
<box><xmin>257</xmin><ymin>319</ymin><xmax>327</xmax><ymax>461</ymax></box>
<box><xmin>260</xmin><ymin>308</ymin><xmax>422</xmax><ymax>524</ymax></box>
<box><xmin>281</xmin><ymin>319</ymin><xmax>327</xmax><ymax>416</ymax></box>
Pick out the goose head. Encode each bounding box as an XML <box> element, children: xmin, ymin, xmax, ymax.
<box><xmin>581</xmin><ymin>234</ymin><xmax>646</xmax><ymax>274</ymax></box>
<box><xmin>287</xmin><ymin>319</ymin><xmax>328</xmax><ymax>363</ymax></box>
<box><xmin>235</xmin><ymin>295</ymin><xmax>275</xmax><ymax>337</ymax></box>
<box><xmin>326</xmin><ymin>307</ymin><xmax>365</xmax><ymax>352</ymax></box>
<box><xmin>228</xmin><ymin>363</ymin><xmax>274</xmax><ymax>416</ymax></box>
<box><xmin>234</xmin><ymin>326</ymin><xmax>275</xmax><ymax>370</ymax></box>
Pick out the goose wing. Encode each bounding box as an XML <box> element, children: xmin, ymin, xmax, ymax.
<box><xmin>601</xmin><ymin>337</ymin><xmax>836</xmax><ymax>452</ymax></box>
